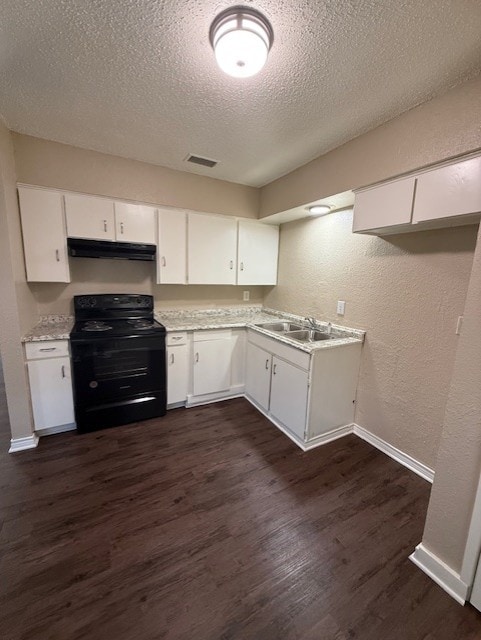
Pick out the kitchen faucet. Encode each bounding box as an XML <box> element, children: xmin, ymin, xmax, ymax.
<box><xmin>305</xmin><ymin>316</ymin><xmax>318</xmax><ymax>329</ymax></box>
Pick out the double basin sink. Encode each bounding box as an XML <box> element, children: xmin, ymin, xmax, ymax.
<box><xmin>254</xmin><ymin>321</ymin><xmax>336</xmax><ymax>344</ymax></box>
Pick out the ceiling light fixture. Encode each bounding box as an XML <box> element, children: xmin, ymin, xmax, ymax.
<box><xmin>209</xmin><ymin>6</ymin><xmax>274</xmax><ymax>78</ymax></box>
<box><xmin>308</xmin><ymin>204</ymin><xmax>332</xmax><ymax>216</ymax></box>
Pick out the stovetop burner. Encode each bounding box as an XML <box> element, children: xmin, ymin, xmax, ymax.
<box><xmin>127</xmin><ymin>319</ymin><xmax>154</xmax><ymax>329</ymax></box>
<box><xmin>81</xmin><ymin>321</ymin><xmax>113</xmax><ymax>332</ymax></box>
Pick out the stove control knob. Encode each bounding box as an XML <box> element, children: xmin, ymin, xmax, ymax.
<box><xmin>89</xmin><ymin>381</ymin><xmax>98</xmax><ymax>389</ymax></box>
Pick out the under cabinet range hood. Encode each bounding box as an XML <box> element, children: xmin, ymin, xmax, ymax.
<box><xmin>67</xmin><ymin>238</ymin><xmax>156</xmax><ymax>261</ymax></box>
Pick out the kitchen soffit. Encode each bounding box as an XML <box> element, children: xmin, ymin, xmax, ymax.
<box><xmin>0</xmin><ymin>1</ymin><xmax>480</xmax><ymax>188</ymax></box>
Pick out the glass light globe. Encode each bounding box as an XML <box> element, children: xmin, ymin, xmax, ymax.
<box><xmin>215</xmin><ymin>27</ymin><xmax>269</xmax><ymax>78</ymax></box>
<box><xmin>210</xmin><ymin>9</ymin><xmax>273</xmax><ymax>79</ymax></box>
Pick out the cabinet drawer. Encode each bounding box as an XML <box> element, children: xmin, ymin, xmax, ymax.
<box><xmin>25</xmin><ymin>340</ymin><xmax>70</xmax><ymax>360</ymax></box>
<box><xmin>167</xmin><ymin>332</ymin><xmax>188</xmax><ymax>346</ymax></box>
<box><xmin>193</xmin><ymin>329</ymin><xmax>232</xmax><ymax>342</ymax></box>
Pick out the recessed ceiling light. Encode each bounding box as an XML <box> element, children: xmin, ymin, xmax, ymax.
<box><xmin>209</xmin><ymin>6</ymin><xmax>274</xmax><ymax>78</ymax></box>
<box><xmin>308</xmin><ymin>204</ymin><xmax>332</xmax><ymax>216</ymax></box>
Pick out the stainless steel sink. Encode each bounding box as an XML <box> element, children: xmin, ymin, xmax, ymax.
<box><xmin>255</xmin><ymin>321</ymin><xmax>304</xmax><ymax>332</ymax></box>
<box><xmin>284</xmin><ymin>329</ymin><xmax>335</xmax><ymax>343</ymax></box>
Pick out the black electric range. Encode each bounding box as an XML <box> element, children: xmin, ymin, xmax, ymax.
<box><xmin>70</xmin><ymin>294</ymin><xmax>167</xmax><ymax>432</ymax></box>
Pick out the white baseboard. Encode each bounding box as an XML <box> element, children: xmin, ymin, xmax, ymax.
<box><xmin>9</xmin><ymin>433</ymin><xmax>39</xmax><ymax>453</ymax></box>
<box><xmin>353</xmin><ymin>424</ymin><xmax>434</xmax><ymax>483</ymax></box>
<box><xmin>303</xmin><ymin>424</ymin><xmax>355</xmax><ymax>450</ymax></box>
<box><xmin>36</xmin><ymin>423</ymin><xmax>76</xmax><ymax>437</ymax></box>
<box><xmin>410</xmin><ymin>543</ymin><xmax>469</xmax><ymax>605</ymax></box>
<box><xmin>186</xmin><ymin>385</ymin><xmax>245</xmax><ymax>408</ymax></box>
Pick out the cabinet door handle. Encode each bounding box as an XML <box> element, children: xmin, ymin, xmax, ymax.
<box><xmin>240</xmin><ymin>262</ymin><xmax>244</xmax><ymax>271</ymax></box>
<box><xmin>229</xmin><ymin>260</ymin><xmax>233</xmax><ymax>270</ymax></box>
<box><xmin>170</xmin><ymin>353</ymin><xmax>175</xmax><ymax>364</ymax></box>
<box><xmin>103</xmin><ymin>219</ymin><xmax>107</xmax><ymax>232</ymax></box>
<box><xmin>55</xmin><ymin>249</ymin><xmax>60</xmax><ymax>262</ymax></box>
<box><xmin>61</xmin><ymin>365</ymin><xmax>66</xmax><ymax>378</ymax></box>
<box><xmin>195</xmin><ymin>352</ymin><xmax>199</xmax><ymax>363</ymax></box>
<box><xmin>40</xmin><ymin>347</ymin><xmax>56</xmax><ymax>352</ymax></box>
<box><xmin>120</xmin><ymin>222</ymin><xmax>124</xmax><ymax>234</ymax></box>
<box><xmin>161</xmin><ymin>256</ymin><xmax>166</xmax><ymax>267</ymax></box>
<box><xmin>273</xmin><ymin>364</ymin><xmax>277</xmax><ymax>375</ymax></box>
<box><xmin>265</xmin><ymin>359</ymin><xmax>269</xmax><ymax>370</ymax></box>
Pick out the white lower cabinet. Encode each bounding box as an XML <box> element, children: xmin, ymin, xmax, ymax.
<box><xmin>166</xmin><ymin>333</ymin><xmax>189</xmax><ymax>406</ymax></box>
<box><xmin>245</xmin><ymin>342</ymin><xmax>272</xmax><ymax>411</ymax></box>
<box><xmin>245</xmin><ymin>330</ymin><xmax>362</xmax><ymax>448</ymax></box>
<box><xmin>192</xmin><ymin>330</ymin><xmax>232</xmax><ymax>397</ymax></box>
<box><xmin>269</xmin><ymin>357</ymin><xmax>309</xmax><ymax>440</ymax></box>
<box><xmin>25</xmin><ymin>341</ymin><xmax>75</xmax><ymax>432</ymax></box>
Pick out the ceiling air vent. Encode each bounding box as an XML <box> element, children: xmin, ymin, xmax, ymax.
<box><xmin>185</xmin><ymin>154</ymin><xmax>218</xmax><ymax>168</ymax></box>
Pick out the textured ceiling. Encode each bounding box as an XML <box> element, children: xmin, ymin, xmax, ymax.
<box><xmin>1</xmin><ymin>1</ymin><xmax>481</xmax><ymax>187</ymax></box>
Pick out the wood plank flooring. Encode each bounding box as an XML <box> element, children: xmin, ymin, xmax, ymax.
<box><xmin>1</xmin><ymin>383</ymin><xmax>481</xmax><ymax>639</ymax></box>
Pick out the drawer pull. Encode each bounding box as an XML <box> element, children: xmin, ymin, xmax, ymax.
<box><xmin>39</xmin><ymin>347</ymin><xmax>56</xmax><ymax>352</ymax></box>
<box><xmin>171</xmin><ymin>336</ymin><xmax>182</xmax><ymax>341</ymax></box>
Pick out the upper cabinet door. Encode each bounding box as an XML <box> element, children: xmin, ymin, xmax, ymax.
<box><xmin>65</xmin><ymin>193</ymin><xmax>115</xmax><ymax>240</ymax></box>
<box><xmin>114</xmin><ymin>202</ymin><xmax>157</xmax><ymax>244</ymax></box>
<box><xmin>18</xmin><ymin>187</ymin><xmax>70</xmax><ymax>283</ymax></box>
<box><xmin>187</xmin><ymin>213</ymin><xmax>237</xmax><ymax>284</ymax></box>
<box><xmin>237</xmin><ymin>220</ymin><xmax>279</xmax><ymax>285</ymax></box>
<box><xmin>352</xmin><ymin>177</ymin><xmax>416</xmax><ymax>233</ymax></box>
<box><xmin>157</xmin><ymin>209</ymin><xmax>187</xmax><ymax>284</ymax></box>
<box><xmin>413</xmin><ymin>157</ymin><xmax>481</xmax><ymax>223</ymax></box>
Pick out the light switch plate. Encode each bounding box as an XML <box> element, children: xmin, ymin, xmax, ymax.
<box><xmin>337</xmin><ymin>300</ymin><xmax>346</xmax><ymax>315</ymax></box>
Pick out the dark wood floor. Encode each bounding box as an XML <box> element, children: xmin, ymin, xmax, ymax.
<box><xmin>1</xmin><ymin>384</ymin><xmax>481</xmax><ymax>639</ymax></box>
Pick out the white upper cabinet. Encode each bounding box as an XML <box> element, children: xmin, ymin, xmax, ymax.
<box><xmin>188</xmin><ymin>213</ymin><xmax>237</xmax><ymax>285</ymax></box>
<box><xmin>114</xmin><ymin>202</ymin><xmax>157</xmax><ymax>244</ymax></box>
<box><xmin>352</xmin><ymin>176</ymin><xmax>416</xmax><ymax>233</ymax></box>
<box><xmin>237</xmin><ymin>220</ymin><xmax>279</xmax><ymax>285</ymax></box>
<box><xmin>413</xmin><ymin>156</ymin><xmax>481</xmax><ymax>223</ymax></box>
<box><xmin>65</xmin><ymin>193</ymin><xmax>115</xmax><ymax>240</ymax></box>
<box><xmin>157</xmin><ymin>209</ymin><xmax>187</xmax><ymax>284</ymax></box>
<box><xmin>18</xmin><ymin>187</ymin><xmax>70</xmax><ymax>282</ymax></box>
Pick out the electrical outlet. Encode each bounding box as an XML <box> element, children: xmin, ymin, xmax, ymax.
<box><xmin>337</xmin><ymin>300</ymin><xmax>346</xmax><ymax>316</ymax></box>
<box><xmin>243</xmin><ymin>290</ymin><xmax>250</xmax><ymax>301</ymax></box>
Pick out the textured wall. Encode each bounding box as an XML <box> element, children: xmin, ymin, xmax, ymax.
<box><xmin>260</xmin><ymin>75</ymin><xmax>481</xmax><ymax>216</ymax></box>
<box><xmin>264</xmin><ymin>210</ymin><xmax>477</xmax><ymax>469</ymax></box>
<box><xmin>30</xmin><ymin>258</ymin><xmax>265</xmax><ymax>316</ymax></box>
<box><xmin>12</xmin><ymin>134</ymin><xmax>259</xmax><ymax>218</ymax></box>
<box><xmin>0</xmin><ymin>122</ymin><xmax>36</xmax><ymax>441</ymax></box>
<box><xmin>421</xmin><ymin>224</ymin><xmax>481</xmax><ymax>572</ymax></box>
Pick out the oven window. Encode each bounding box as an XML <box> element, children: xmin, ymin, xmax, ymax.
<box><xmin>93</xmin><ymin>350</ymin><xmax>150</xmax><ymax>381</ymax></box>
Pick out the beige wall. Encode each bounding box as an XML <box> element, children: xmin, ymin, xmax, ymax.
<box><xmin>260</xmin><ymin>74</ymin><xmax>481</xmax><ymax>216</ymax></box>
<box><xmin>0</xmin><ymin>121</ymin><xmax>36</xmax><ymax>441</ymax></box>
<box><xmin>264</xmin><ymin>210</ymin><xmax>477</xmax><ymax>469</ymax></box>
<box><xmin>421</xmin><ymin>223</ymin><xmax>481</xmax><ymax>572</ymax></box>
<box><xmin>13</xmin><ymin>134</ymin><xmax>259</xmax><ymax>218</ymax></box>
<box><xmin>30</xmin><ymin>258</ymin><xmax>264</xmax><ymax>316</ymax></box>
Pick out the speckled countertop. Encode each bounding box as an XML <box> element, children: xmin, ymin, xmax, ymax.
<box><xmin>22</xmin><ymin>316</ymin><xmax>74</xmax><ymax>342</ymax></box>
<box><xmin>155</xmin><ymin>306</ymin><xmax>365</xmax><ymax>353</ymax></box>
<box><xmin>22</xmin><ymin>306</ymin><xmax>365</xmax><ymax>353</ymax></box>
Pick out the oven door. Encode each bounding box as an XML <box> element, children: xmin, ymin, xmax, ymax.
<box><xmin>71</xmin><ymin>335</ymin><xmax>166</xmax><ymax>405</ymax></box>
